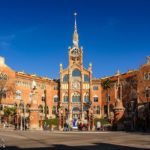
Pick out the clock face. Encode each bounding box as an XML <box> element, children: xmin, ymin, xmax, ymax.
<box><xmin>72</xmin><ymin>81</ymin><xmax>80</xmax><ymax>89</ymax></box>
<box><xmin>71</xmin><ymin>48</ymin><xmax>79</xmax><ymax>57</ymax></box>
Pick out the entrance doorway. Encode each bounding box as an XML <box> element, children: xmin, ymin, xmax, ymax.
<box><xmin>72</xmin><ymin>107</ymin><xmax>81</xmax><ymax>119</ymax></box>
<box><xmin>72</xmin><ymin>107</ymin><xmax>80</xmax><ymax>129</ymax></box>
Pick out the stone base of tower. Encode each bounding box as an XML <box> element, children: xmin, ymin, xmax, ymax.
<box><xmin>29</xmin><ymin>110</ymin><xmax>41</xmax><ymax>130</ymax></box>
<box><xmin>29</xmin><ymin>124</ymin><xmax>41</xmax><ymax>130</ymax></box>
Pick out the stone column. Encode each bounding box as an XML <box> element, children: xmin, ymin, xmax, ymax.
<box><xmin>91</xmin><ymin>110</ymin><xmax>95</xmax><ymax>131</ymax></box>
<box><xmin>81</xmin><ymin>72</ymin><xmax>84</xmax><ymax>123</ymax></box>
<box><xmin>58</xmin><ymin>108</ymin><xmax>63</xmax><ymax>131</ymax></box>
<box><xmin>88</xmin><ymin>109</ymin><xmax>90</xmax><ymax>131</ymax></box>
<box><xmin>68</xmin><ymin>71</ymin><xmax>72</xmax><ymax>122</ymax></box>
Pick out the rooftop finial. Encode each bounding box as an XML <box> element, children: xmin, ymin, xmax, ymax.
<box><xmin>147</xmin><ymin>56</ymin><xmax>150</xmax><ymax>64</ymax></box>
<box><xmin>0</xmin><ymin>56</ymin><xmax>5</xmax><ymax>66</ymax></box>
<box><xmin>116</xmin><ymin>69</ymin><xmax>120</xmax><ymax>76</ymax></box>
<box><xmin>73</xmin><ymin>12</ymin><xmax>79</xmax><ymax>47</ymax></box>
<box><xmin>74</xmin><ymin>12</ymin><xmax>77</xmax><ymax>31</ymax></box>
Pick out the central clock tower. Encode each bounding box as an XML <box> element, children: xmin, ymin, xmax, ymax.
<box><xmin>59</xmin><ymin>13</ymin><xmax>92</xmax><ymax>123</ymax></box>
<box><xmin>68</xmin><ymin>13</ymin><xmax>83</xmax><ymax>67</ymax></box>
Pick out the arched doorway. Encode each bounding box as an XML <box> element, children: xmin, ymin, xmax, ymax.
<box><xmin>72</xmin><ymin>107</ymin><xmax>80</xmax><ymax>120</ymax></box>
<box><xmin>72</xmin><ymin>107</ymin><xmax>80</xmax><ymax>129</ymax></box>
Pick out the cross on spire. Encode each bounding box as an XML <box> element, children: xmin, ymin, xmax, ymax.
<box><xmin>74</xmin><ymin>12</ymin><xmax>77</xmax><ymax>31</ymax></box>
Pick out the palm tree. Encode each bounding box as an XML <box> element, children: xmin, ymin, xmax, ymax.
<box><xmin>101</xmin><ymin>79</ymin><xmax>112</xmax><ymax>118</ymax></box>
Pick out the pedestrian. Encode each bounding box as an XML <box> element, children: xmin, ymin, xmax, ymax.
<box><xmin>96</xmin><ymin>121</ymin><xmax>101</xmax><ymax>131</ymax></box>
<box><xmin>68</xmin><ymin>122</ymin><xmax>72</xmax><ymax>131</ymax></box>
<box><xmin>64</xmin><ymin>122</ymin><xmax>68</xmax><ymax>131</ymax></box>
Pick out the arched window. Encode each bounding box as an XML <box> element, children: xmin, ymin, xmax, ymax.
<box><xmin>84</xmin><ymin>93</ymin><xmax>89</xmax><ymax>103</ymax></box>
<box><xmin>54</xmin><ymin>95</ymin><xmax>59</xmax><ymax>102</ymax></box>
<box><xmin>63</xmin><ymin>95</ymin><xmax>68</xmax><ymax>102</ymax></box>
<box><xmin>63</xmin><ymin>74</ymin><xmax>69</xmax><ymax>82</ymax></box>
<box><xmin>93</xmin><ymin>86</ymin><xmax>98</xmax><ymax>90</ymax></box>
<box><xmin>93</xmin><ymin>95</ymin><xmax>98</xmax><ymax>102</ymax></box>
<box><xmin>26</xmin><ymin>104</ymin><xmax>30</xmax><ymax>113</ymax></box>
<box><xmin>72</xmin><ymin>107</ymin><xmax>80</xmax><ymax>112</ymax></box>
<box><xmin>145</xmin><ymin>87</ymin><xmax>150</xmax><ymax>98</ymax></box>
<box><xmin>38</xmin><ymin>105</ymin><xmax>43</xmax><ymax>113</ymax></box>
<box><xmin>97</xmin><ymin>106</ymin><xmax>100</xmax><ymax>114</ymax></box>
<box><xmin>16</xmin><ymin>90</ymin><xmax>22</xmax><ymax>100</ymax></box>
<box><xmin>94</xmin><ymin>106</ymin><xmax>100</xmax><ymax>114</ymax></box>
<box><xmin>110</xmin><ymin>104</ymin><xmax>114</xmax><ymax>112</ymax></box>
<box><xmin>144</xmin><ymin>73</ymin><xmax>149</xmax><ymax>80</ymax></box>
<box><xmin>83</xmin><ymin>106</ymin><xmax>89</xmax><ymax>111</ymax></box>
<box><xmin>72</xmin><ymin>93</ymin><xmax>80</xmax><ymax>102</ymax></box>
<box><xmin>72</xmin><ymin>69</ymin><xmax>81</xmax><ymax>77</ymax></box>
<box><xmin>0</xmin><ymin>72</ymin><xmax>8</xmax><ymax>80</ymax></box>
<box><xmin>84</xmin><ymin>75</ymin><xmax>90</xmax><ymax>82</ymax></box>
<box><xmin>52</xmin><ymin>106</ymin><xmax>56</xmax><ymax>115</ymax></box>
<box><xmin>46</xmin><ymin>106</ymin><xmax>49</xmax><ymax>114</ymax></box>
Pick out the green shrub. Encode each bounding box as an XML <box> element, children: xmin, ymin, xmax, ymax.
<box><xmin>43</xmin><ymin>118</ymin><xmax>58</xmax><ymax>126</ymax></box>
<box><xmin>3</xmin><ymin>106</ymin><xmax>16</xmax><ymax>117</ymax></box>
<box><xmin>94</xmin><ymin>118</ymin><xmax>110</xmax><ymax>126</ymax></box>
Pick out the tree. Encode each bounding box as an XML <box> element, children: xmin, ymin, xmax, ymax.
<box><xmin>3</xmin><ymin>106</ymin><xmax>16</xmax><ymax>117</ymax></box>
<box><xmin>101</xmin><ymin>79</ymin><xmax>112</xmax><ymax>118</ymax></box>
<box><xmin>0</xmin><ymin>71</ymin><xmax>16</xmax><ymax>124</ymax></box>
<box><xmin>3</xmin><ymin>106</ymin><xmax>16</xmax><ymax>125</ymax></box>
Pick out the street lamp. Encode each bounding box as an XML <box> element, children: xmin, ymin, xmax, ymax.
<box><xmin>19</xmin><ymin>101</ymin><xmax>26</xmax><ymax>131</ymax></box>
<box><xmin>19</xmin><ymin>101</ymin><xmax>23</xmax><ymax>131</ymax></box>
<box><xmin>14</xmin><ymin>103</ymin><xmax>18</xmax><ymax>130</ymax></box>
<box><xmin>42</xmin><ymin>89</ymin><xmax>47</xmax><ymax>121</ymax></box>
<box><xmin>106</xmin><ymin>93</ymin><xmax>110</xmax><ymax>118</ymax></box>
<box><xmin>130</xmin><ymin>99</ymin><xmax>136</xmax><ymax>131</ymax></box>
<box><xmin>42</xmin><ymin>89</ymin><xmax>47</xmax><ymax>130</ymax></box>
<box><xmin>0</xmin><ymin>104</ymin><xmax>3</xmax><ymax>125</ymax></box>
<box><xmin>0</xmin><ymin>88</ymin><xmax>6</xmax><ymax>125</ymax></box>
<box><xmin>145</xmin><ymin>88</ymin><xmax>150</xmax><ymax>129</ymax></box>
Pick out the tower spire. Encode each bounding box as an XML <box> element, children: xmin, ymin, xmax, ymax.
<box><xmin>73</xmin><ymin>12</ymin><xmax>79</xmax><ymax>47</ymax></box>
<box><xmin>74</xmin><ymin>12</ymin><xmax>77</xmax><ymax>32</ymax></box>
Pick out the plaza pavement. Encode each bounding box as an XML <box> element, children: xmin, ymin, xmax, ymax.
<box><xmin>0</xmin><ymin>129</ymin><xmax>150</xmax><ymax>150</ymax></box>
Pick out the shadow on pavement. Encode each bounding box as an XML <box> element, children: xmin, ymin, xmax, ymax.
<box><xmin>5</xmin><ymin>143</ymin><xmax>149</xmax><ymax>150</ymax></box>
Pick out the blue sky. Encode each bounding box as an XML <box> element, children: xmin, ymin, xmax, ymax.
<box><xmin>0</xmin><ymin>0</ymin><xmax>150</xmax><ymax>79</ymax></box>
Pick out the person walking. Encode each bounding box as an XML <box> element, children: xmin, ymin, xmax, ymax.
<box><xmin>96</xmin><ymin>121</ymin><xmax>101</xmax><ymax>131</ymax></box>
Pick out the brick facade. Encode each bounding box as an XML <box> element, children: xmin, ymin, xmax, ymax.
<box><xmin>0</xmin><ymin>16</ymin><xmax>150</xmax><ymax>128</ymax></box>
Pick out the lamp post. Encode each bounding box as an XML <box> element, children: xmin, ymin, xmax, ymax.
<box><xmin>106</xmin><ymin>93</ymin><xmax>110</xmax><ymax>119</ymax></box>
<box><xmin>42</xmin><ymin>89</ymin><xmax>47</xmax><ymax>121</ymax></box>
<box><xmin>14</xmin><ymin>103</ymin><xmax>18</xmax><ymax>130</ymax></box>
<box><xmin>42</xmin><ymin>89</ymin><xmax>47</xmax><ymax>130</ymax></box>
<box><xmin>19</xmin><ymin>101</ymin><xmax>24</xmax><ymax>131</ymax></box>
<box><xmin>23</xmin><ymin>104</ymin><xmax>26</xmax><ymax>130</ymax></box>
<box><xmin>145</xmin><ymin>89</ymin><xmax>150</xmax><ymax>129</ymax></box>
<box><xmin>0</xmin><ymin>89</ymin><xmax>6</xmax><ymax>125</ymax></box>
<box><xmin>19</xmin><ymin>100</ymin><xmax>27</xmax><ymax>131</ymax></box>
<box><xmin>130</xmin><ymin>99</ymin><xmax>136</xmax><ymax>131</ymax></box>
<box><xmin>0</xmin><ymin>105</ymin><xmax>3</xmax><ymax>125</ymax></box>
